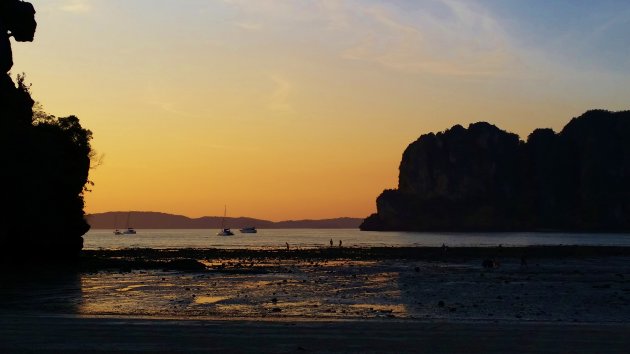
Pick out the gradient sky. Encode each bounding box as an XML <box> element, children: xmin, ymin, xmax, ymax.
<box><xmin>11</xmin><ymin>0</ymin><xmax>630</xmax><ymax>220</ymax></box>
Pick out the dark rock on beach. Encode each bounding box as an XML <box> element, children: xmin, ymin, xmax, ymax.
<box><xmin>361</xmin><ymin>110</ymin><xmax>630</xmax><ymax>232</ymax></box>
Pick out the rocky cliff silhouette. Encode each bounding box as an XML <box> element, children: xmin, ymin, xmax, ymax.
<box><xmin>361</xmin><ymin>110</ymin><xmax>630</xmax><ymax>232</ymax></box>
<box><xmin>1</xmin><ymin>1</ymin><xmax>92</xmax><ymax>260</ymax></box>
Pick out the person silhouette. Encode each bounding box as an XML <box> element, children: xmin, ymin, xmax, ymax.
<box><xmin>339</xmin><ymin>240</ymin><xmax>342</xmax><ymax>248</ymax></box>
<box><xmin>286</xmin><ymin>242</ymin><xmax>290</xmax><ymax>251</ymax></box>
<box><xmin>330</xmin><ymin>238</ymin><xmax>333</xmax><ymax>247</ymax></box>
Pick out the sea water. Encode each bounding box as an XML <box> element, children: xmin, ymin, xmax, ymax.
<box><xmin>83</xmin><ymin>229</ymin><xmax>630</xmax><ymax>250</ymax></box>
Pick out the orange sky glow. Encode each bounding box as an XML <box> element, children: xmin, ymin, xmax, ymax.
<box><xmin>11</xmin><ymin>1</ymin><xmax>630</xmax><ymax>220</ymax></box>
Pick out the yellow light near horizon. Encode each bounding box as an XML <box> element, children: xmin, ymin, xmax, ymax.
<box><xmin>12</xmin><ymin>1</ymin><xmax>630</xmax><ymax>221</ymax></box>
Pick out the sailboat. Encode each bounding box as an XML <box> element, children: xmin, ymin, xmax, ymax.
<box><xmin>113</xmin><ymin>213</ymin><xmax>122</xmax><ymax>235</ymax></box>
<box><xmin>217</xmin><ymin>205</ymin><xmax>234</xmax><ymax>236</ymax></box>
<box><xmin>122</xmin><ymin>212</ymin><xmax>137</xmax><ymax>235</ymax></box>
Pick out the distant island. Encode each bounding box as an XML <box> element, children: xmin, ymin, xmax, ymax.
<box><xmin>361</xmin><ymin>110</ymin><xmax>630</xmax><ymax>232</ymax></box>
<box><xmin>87</xmin><ymin>211</ymin><xmax>363</xmax><ymax>229</ymax></box>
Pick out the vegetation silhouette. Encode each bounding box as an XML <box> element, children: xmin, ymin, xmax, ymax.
<box><xmin>1</xmin><ymin>1</ymin><xmax>93</xmax><ymax>261</ymax></box>
<box><xmin>361</xmin><ymin>110</ymin><xmax>630</xmax><ymax>232</ymax></box>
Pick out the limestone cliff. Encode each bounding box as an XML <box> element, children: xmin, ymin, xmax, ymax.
<box><xmin>361</xmin><ymin>110</ymin><xmax>630</xmax><ymax>232</ymax></box>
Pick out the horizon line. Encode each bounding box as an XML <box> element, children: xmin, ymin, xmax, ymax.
<box><xmin>86</xmin><ymin>210</ymin><xmax>366</xmax><ymax>223</ymax></box>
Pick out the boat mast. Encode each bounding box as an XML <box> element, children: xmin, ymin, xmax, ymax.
<box><xmin>221</xmin><ymin>205</ymin><xmax>226</xmax><ymax>230</ymax></box>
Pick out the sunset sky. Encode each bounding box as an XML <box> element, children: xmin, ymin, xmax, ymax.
<box><xmin>11</xmin><ymin>0</ymin><xmax>630</xmax><ymax>220</ymax></box>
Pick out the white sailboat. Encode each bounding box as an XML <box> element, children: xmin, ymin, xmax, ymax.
<box><xmin>217</xmin><ymin>205</ymin><xmax>234</xmax><ymax>236</ymax></box>
<box><xmin>122</xmin><ymin>212</ymin><xmax>137</xmax><ymax>235</ymax></box>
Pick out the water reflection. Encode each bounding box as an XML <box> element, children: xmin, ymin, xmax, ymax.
<box><xmin>72</xmin><ymin>260</ymin><xmax>417</xmax><ymax>320</ymax></box>
<box><xmin>194</xmin><ymin>296</ymin><xmax>228</xmax><ymax>305</ymax></box>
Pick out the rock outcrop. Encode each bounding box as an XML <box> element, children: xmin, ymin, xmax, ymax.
<box><xmin>361</xmin><ymin>110</ymin><xmax>630</xmax><ymax>232</ymax></box>
<box><xmin>1</xmin><ymin>1</ymin><xmax>92</xmax><ymax>260</ymax></box>
<box><xmin>0</xmin><ymin>75</ymin><xmax>92</xmax><ymax>260</ymax></box>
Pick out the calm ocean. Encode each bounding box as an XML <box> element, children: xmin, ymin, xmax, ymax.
<box><xmin>84</xmin><ymin>229</ymin><xmax>630</xmax><ymax>250</ymax></box>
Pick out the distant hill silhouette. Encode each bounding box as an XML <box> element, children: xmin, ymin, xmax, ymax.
<box><xmin>87</xmin><ymin>212</ymin><xmax>363</xmax><ymax>229</ymax></box>
<box><xmin>361</xmin><ymin>110</ymin><xmax>630</xmax><ymax>232</ymax></box>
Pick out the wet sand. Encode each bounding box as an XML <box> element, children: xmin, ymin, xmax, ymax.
<box><xmin>2</xmin><ymin>315</ymin><xmax>630</xmax><ymax>353</ymax></box>
<box><xmin>2</xmin><ymin>246</ymin><xmax>630</xmax><ymax>352</ymax></box>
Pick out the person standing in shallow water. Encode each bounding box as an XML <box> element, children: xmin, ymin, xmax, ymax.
<box><xmin>330</xmin><ymin>238</ymin><xmax>333</xmax><ymax>247</ymax></box>
<box><xmin>339</xmin><ymin>240</ymin><xmax>342</xmax><ymax>248</ymax></box>
<box><xmin>286</xmin><ymin>242</ymin><xmax>290</xmax><ymax>251</ymax></box>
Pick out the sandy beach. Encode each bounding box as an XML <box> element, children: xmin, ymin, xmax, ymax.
<box><xmin>2</xmin><ymin>315</ymin><xmax>630</xmax><ymax>353</ymax></box>
<box><xmin>2</xmin><ymin>246</ymin><xmax>630</xmax><ymax>352</ymax></box>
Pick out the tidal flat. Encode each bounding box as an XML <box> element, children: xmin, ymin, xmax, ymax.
<box><xmin>4</xmin><ymin>247</ymin><xmax>630</xmax><ymax>353</ymax></box>
<box><xmin>3</xmin><ymin>247</ymin><xmax>630</xmax><ymax>323</ymax></box>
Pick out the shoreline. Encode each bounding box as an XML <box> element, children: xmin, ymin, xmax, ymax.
<box><xmin>76</xmin><ymin>245</ymin><xmax>630</xmax><ymax>271</ymax></box>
